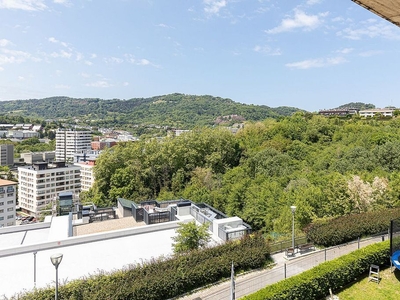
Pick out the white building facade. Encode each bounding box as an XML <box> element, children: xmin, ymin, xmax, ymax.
<box><xmin>0</xmin><ymin>179</ymin><xmax>17</xmax><ymax>227</ymax></box>
<box><xmin>75</xmin><ymin>160</ymin><xmax>96</xmax><ymax>192</ymax></box>
<box><xmin>18</xmin><ymin>162</ymin><xmax>81</xmax><ymax>216</ymax></box>
<box><xmin>55</xmin><ymin>129</ymin><xmax>92</xmax><ymax>162</ymax></box>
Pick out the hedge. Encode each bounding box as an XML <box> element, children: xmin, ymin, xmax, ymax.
<box><xmin>305</xmin><ymin>208</ymin><xmax>400</xmax><ymax>247</ymax></box>
<box><xmin>242</xmin><ymin>240</ymin><xmax>390</xmax><ymax>300</ymax></box>
<box><xmin>13</xmin><ymin>233</ymin><xmax>270</xmax><ymax>300</ymax></box>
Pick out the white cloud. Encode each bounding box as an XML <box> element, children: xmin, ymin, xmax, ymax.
<box><xmin>55</xmin><ymin>84</ymin><xmax>70</xmax><ymax>89</ymax></box>
<box><xmin>123</xmin><ymin>82</ymin><xmax>129</xmax><ymax>86</ymax></box>
<box><xmin>337</xmin><ymin>19</ymin><xmax>400</xmax><ymax>40</ymax></box>
<box><xmin>336</xmin><ymin>48</ymin><xmax>353</xmax><ymax>54</ymax></box>
<box><xmin>90</xmin><ymin>53</ymin><xmax>97</xmax><ymax>59</ymax></box>
<box><xmin>80</xmin><ymin>72</ymin><xmax>90</xmax><ymax>78</ymax></box>
<box><xmin>267</xmin><ymin>9</ymin><xmax>327</xmax><ymax>34</ymax></box>
<box><xmin>307</xmin><ymin>0</ymin><xmax>321</xmax><ymax>5</ymax></box>
<box><xmin>0</xmin><ymin>66</ymin><xmax>3</xmax><ymax>71</ymax></box>
<box><xmin>84</xmin><ymin>60</ymin><xmax>93</xmax><ymax>66</ymax></box>
<box><xmin>0</xmin><ymin>49</ymin><xmax>32</xmax><ymax>65</ymax></box>
<box><xmin>359</xmin><ymin>50</ymin><xmax>384</xmax><ymax>57</ymax></box>
<box><xmin>0</xmin><ymin>39</ymin><xmax>13</xmax><ymax>47</ymax></box>
<box><xmin>50</xmin><ymin>50</ymin><xmax>72</xmax><ymax>59</ymax></box>
<box><xmin>137</xmin><ymin>59</ymin><xmax>150</xmax><ymax>65</ymax></box>
<box><xmin>286</xmin><ymin>56</ymin><xmax>346</xmax><ymax>69</ymax></box>
<box><xmin>0</xmin><ymin>0</ymin><xmax>47</xmax><ymax>11</ymax></box>
<box><xmin>85</xmin><ymin>81</ymin><xmax>113</xmax><ymax>88</ymax></box>
<box><xmin>253</xmin><ymin>45</ymin><xmax>281</xmax><ymax>56</ymax></box>
<box><xmin>204</xmin><ymin>0</ymin><xmax>227</xmax><ymax>15</ymax></box>
<box><xmin>48</xmin><ymin>37</ymin><xmax>68</xmax><ymax>47</ymax></box>
<box><xmin>18</xmin><ymin>76</ymin><xmax>25</xmax><ymax>81</ymax></box>
<box><xmin>53</xmin><ymin>0</ymin><xmax>69</xmax><ymax>4</ymax></box>
<box><xmin>75</xmin><ymin>52</ymin><xmax>83</xmax><ymax>61</ymax></box>
<box><xmin>104</xmin><ymin>57</ymin><xmax>123</xmax><ymax>64</ymax></box>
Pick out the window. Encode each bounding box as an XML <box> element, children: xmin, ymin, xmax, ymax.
<box><xmin>0</xmin><ymin>202</ymin><xmax>3</xmax><ymax>206</ymax></box>
<box><xmin>7</xmin><ymin>200</ymin><xmax>13</xmax><ymax>205</ymax></box>
<box><xmin>0</xmin><ymin>216</ymin><xmax>4</xmax><ymax>220</ymax></box>
<box><xmin>0</xmin><ymin>209</ymin><xmax>3</xmax><ymax>213</ymax></box>
<box><xmin>7</xmin><ymin>215</ymin><xmax>13</xmax><ymax>219</ymax></box>
<box><xmin>7</xmin><ymin>193</ymin><xmax>14</xmax><ymax>197</ymax></box>
<box><xmin>7</xmin><ymin>207</ymin><xmax>13</xmax><ymax>212</ymax></box>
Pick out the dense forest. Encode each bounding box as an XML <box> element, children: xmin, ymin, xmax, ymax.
<box><xmin>0</xmin><ymin>94</ymin><xmax>300</xmax><ymax>129</ymax></box>
<box><xmin>81</xmin><ymin>113</ymin><xmax>400</xmax><ymax>238</ymax></box>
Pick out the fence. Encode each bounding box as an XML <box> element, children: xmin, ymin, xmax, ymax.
<box><xmin>269</xmin><ymin>236</ymin><xmax>308</xmax><ymax>253</ymax></box>
<box><xmin>177</xmin><ymin>234</ymin><xmax>388</xmax><ymax>300</ymax></box>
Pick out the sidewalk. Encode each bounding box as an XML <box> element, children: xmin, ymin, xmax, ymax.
<box><xmin>175</xmin><ymin>235</ymin><xmax>386</xmax><ymax>300</ymax></box>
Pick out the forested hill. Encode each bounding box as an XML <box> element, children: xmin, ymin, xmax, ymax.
<box><xmin>0</xmin><ymin>94</ymin><xmax>300</xmax><ymax>128</ymax></box>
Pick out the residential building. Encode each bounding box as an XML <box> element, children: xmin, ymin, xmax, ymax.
<box><xmin>73</xmin><ymin>150</ymin><xmax>101</xmax><ymax>163</ymax></box>
<box><xmin>18</xmin><ymin>161</ymin><xmax>81</xmax><ymax>216</ymax></box>
<box><xmin>55</xmin><ymin>129</ymin><xmax>92</xmax><ymax>162</ymax></box>
<box><xmin>91</xmin><ymin>139</ymin><xmax>117</xmax><ymax>150</ymax></box>
<box><xmin>75</xmin><ymin>159</ymin><xmax>96</xmax><ymax>192</ymax></box>
<box><xmin>319</xmin><ymin>108</ymin><xmax>359</xmax><ymax>116</ymax></box>
<box><xmin>20</xmin><ymin>151</ymin><xmax>55</xmax><ymax>164</ymax></box>
<box><xmin>359</xmin><ymin>108</ymin><xmax>395</xmax><ymax>118</ymax></box>
<box><xmin>0</xmin><ymin>144</ymin><xmax>14</xmax><ymax>166</ymax></box>
<box><xmin>0</xmin><ymin>179</ymin><xmax>17</xmax><ymax>227</ymax></box>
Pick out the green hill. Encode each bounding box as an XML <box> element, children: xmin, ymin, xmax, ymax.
<box><xmin>0</xmin><ymin>93</ymin><xmax>300</xmax><ymax>128</ymax></box>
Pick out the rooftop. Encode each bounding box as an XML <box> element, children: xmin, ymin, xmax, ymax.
<box><xmin>352</xmin><ymin>0</ymin><xmax>400</xmax><ymax>27</ymax></box>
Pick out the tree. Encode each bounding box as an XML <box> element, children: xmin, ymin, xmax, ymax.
<box><xmin>172</xmin><ymin>221</ymin><xmax>211</xmax><ymax>254</ymax></box>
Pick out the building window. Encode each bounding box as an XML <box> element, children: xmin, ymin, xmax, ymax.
<box><xmin>7</xmin><ymin>200</ymin><xmax>13</xmax><ymax>205</ymax></box>
<box><xmin>0</xmin><ymin>217</ymin><xmax>4</xmax><ymax>221</ymax></box>
<box><xmin>7</xmin><ymin>193</ymin><xmax>14</xmax><ymax>197</ymax></box>
<box><xmin>0</xmin><ymin>202</ymin><xmax>3</xmax><ymax>206</ymax></box>
<box><xmin>0</xmin><ymin>209</ymin><xmax>3</xmax><ymax>213</ymax></box>
<box><xmin>7</xmin><ymin>207</ymin><xmax>13</xmax><ymax>212</ymax></box>
<box><xmin>7</xmin><ymin>215</ymin><xmax>13</xmax><ymax>219</ymax></box>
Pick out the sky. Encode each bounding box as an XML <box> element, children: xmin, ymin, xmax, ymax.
<box><xmin>1</xmin><ymin>0</ymin><xmax>400</xmax><ymax>112</ymax></box>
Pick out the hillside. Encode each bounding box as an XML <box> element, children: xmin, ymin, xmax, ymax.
<box><xmin>0</xmin><ymin>94</ymin><xmax>300</xmax><ymax>128</ymax></box>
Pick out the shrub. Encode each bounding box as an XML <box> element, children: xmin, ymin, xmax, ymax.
<box><xmin>305</xmin><ymin>208</ymin><xmax>400</xmax><ymax>247</ymax></box>
<box><xmin>242</xmin><ymin>241</ymin><xmax>390</xmax><ymax>300</ymax></box>
<box><xmin>14</xmin><ymin>233</ymin><xmax>270</xmax><ymax>300</ymax></box>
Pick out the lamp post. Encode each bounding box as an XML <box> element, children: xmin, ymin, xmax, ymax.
<box><xmin>33</xmin><ymin>251</ymin><xmax>37</xmax><ymax>288</ymax></box>
<box><xmin>290</xmin><ymin>206</ymin><xmax>296</xmax><ymax>250</ymax></box>
<box><xmin>50</xmin><ymin>253</ymin><xmax>63</xmax><ymax>300</ymax></box>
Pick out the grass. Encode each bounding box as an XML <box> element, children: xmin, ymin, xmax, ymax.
<box><xmin>336</xmin><ymin>267</ymin><xmax>400</xmax><ymax>300</ymax></box>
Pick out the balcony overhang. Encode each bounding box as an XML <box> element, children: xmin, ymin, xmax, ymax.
<box><xmin>352</xmin><ymin>0</ymin><xmax>400</xmax><ymax>27</ymax></box>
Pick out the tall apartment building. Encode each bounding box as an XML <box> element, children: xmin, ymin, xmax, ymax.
<box><xmin>0</xmin><ymin>179</ymin><xmax>17</xmax><ymax>227</ymax></box>
<box><xmin>75</xmin><ymin>159</ymin><xmax>96</xmax><ymax>192</ymax></box>
<box><xmin>0</xmin><ymin>144</ymin><xmax>14</xmax><ymax>166</ymax></box>
<box><xmin>18</xmin><ymin>161</ymin><xmax>81</xmax><ymax>216</ymax></box>
<box><xmin>55</xmin><ymin>129</ymin><xmax>92</xmax><ymax>162</ymax></box>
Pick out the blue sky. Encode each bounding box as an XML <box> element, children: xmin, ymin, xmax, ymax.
<box><xmin>1</xmin><ymin>0</ymin><xmax>400</xmax><ymax>111</ymax></box>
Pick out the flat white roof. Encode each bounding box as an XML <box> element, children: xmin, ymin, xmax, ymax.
<box><xmin>0</xmin><ymin>216</ymin><xmax>218</xmax><ymax>298</ymax></box>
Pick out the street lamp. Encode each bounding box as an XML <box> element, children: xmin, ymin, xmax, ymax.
<box><xmin>33</xmin><ymin>251</ymin><xmax>37</xmax><ymax>288</ymax></box>
<box><xmin>50</xmin><ymin>253</ymin><xmax>63</xmax><ymax>300</ymax></box>
<box><xmin>290</xmin><ymin>206</ymin><xmax>296</xmax><ymax>251</ymax></box>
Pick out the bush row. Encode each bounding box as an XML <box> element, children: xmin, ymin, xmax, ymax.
<box><xmin>304</xmin><ymin>208</ymin><xmax>400</xmax><ymax>247</ymax></box>
<box><xmin>15</xmin><ymin>233</ymin><xmax>270</xmax><ymax>300</ymax></box>
<box><xmin>242</xmin><ymin>240</ymin><xmax>390</xmax><ymax>300</ymax></box>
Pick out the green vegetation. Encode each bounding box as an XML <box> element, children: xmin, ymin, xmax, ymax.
<box><xmin>84</xmin><ymin>113</ymin><xmax>400</xmax><ymax>239</ymax></box>
<box><xmin>242</xmin><ymin>241</ymin><xmax>389</xmax><ymax>300</ymax></box>
<box><xmin>0</xmin><ymin>94</ymin><xmax>300</xmax><ymax>131</ymax></box>
<box><xmin>305</xmin><ymin>209</ymin><xmax>400</xmax><ymax>247</ymax></box>
<box><xmin>172</xmin><ymin>221</ymin><xmax>211</xmax><ymax>253</ymax></box>
<box><xmin>338</xmin><ymin>267</ymin><xmax>400</xmax><ymax>300</ymax></box>
<box><xmin>15</xmin><ymin>234</ymin><xmax>270</xmax><ymax>300</ymax></box>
